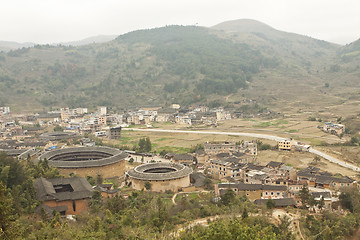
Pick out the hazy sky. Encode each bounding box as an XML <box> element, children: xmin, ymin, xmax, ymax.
<box><xmin>1</xmin><ymin>0</ymin><xmax>359</xmax><ymax>45</ymax></box>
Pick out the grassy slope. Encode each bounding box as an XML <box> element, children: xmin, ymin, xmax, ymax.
<box><xmin>0</xmin><ymin>21</ymin><xmax>359</xmax><ymax>117</ymax></box>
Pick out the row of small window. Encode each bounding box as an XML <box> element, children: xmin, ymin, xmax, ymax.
<box><xmin>264</xmin><ymin>192</ymin><xmax>281</xmax><ymax>196</ymax></box>
<box><xmin>333</xmin><ymin>183</ymin><xmax>350</xmax><ymax>186</ymax></box>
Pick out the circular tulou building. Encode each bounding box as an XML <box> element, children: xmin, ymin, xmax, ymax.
<box><xmin>38</xmin><ymin>146</ymin><xmax>128</xmax><ymax>178</ymax></box>
<box><xmin>127</xmin><ymin>162</ymin><xmax>193</xmax><ymax>192</ymax></box>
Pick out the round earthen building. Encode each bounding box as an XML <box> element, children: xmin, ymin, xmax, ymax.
<box><xmin>127</xmin><ymin>162</ymin><xmax>192</xmax><ymax>192</ymax></box>
<box><xmin>38</xmin><ymin>146</ymin><xmax>128</xmax><ymax>178</ymax></box>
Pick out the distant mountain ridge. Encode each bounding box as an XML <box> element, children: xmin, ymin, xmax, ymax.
<box><xmin>0</xmin><ymin>19</ymin><xmax>359</xmax><ymax>114</ymax></box>
<box><xmin>59</xmin><ymin>35</ymin><xmax>118</xmax><ymax>46</ymax></box>
<box><xmin>0</xmin><ymin>41</ymin><xmax>35</xmax><ymax>52</ymax></box>
<box><xmin>0</xmin><ymin>35</ymin><xmax>117</xmax><ymax>52</ymax></box>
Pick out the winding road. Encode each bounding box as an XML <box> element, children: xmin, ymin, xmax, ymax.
<box><xmin>124</xmin><ymin>128</ymin><xmax>360</xmax><ymax>172</ymax></box>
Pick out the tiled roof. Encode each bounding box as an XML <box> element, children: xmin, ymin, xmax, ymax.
<box><xmin>218</xmin><ymin>183</ymin><xmax>287</xmax><ymax>191</ymax></box>
<box><xmin>34</xmin><ymin>177</ymin><xmax>93</xmax><ymax>202</ymax></box>
<box><xmin>254</xmin><ymin>198</ymin><xmax>296</xmax><ymax>207</ymax></box>
<box><xmin>173</xmin><ymin>154</ymin><xmax>194</xmax><ymax>161</ymax></box>
<box><xmin>267</xmin><ymin>161</ymin><xmax>283</xmax><ymax>168</ymax></box>
<box><xmin>38</xmin><ymin>146</ymin><xmax>127</xmax><ymax>168</ymax></box>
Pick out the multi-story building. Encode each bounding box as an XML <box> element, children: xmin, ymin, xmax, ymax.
<box><xmin>109</xmin><ymin>127</ymin><xmax>122</xmax><ymax>139</ymax></box>
<box><xmin>204</xmin><ymin>141</ymin><xmax>257</xmax><ymax>156</ymax></box>
<box><xmin>0</xmin><ymin>106</ymin><xmax>10</xmax><ymax>114</ymax></box>
<box><xmin>278</xmin><ymin>139</ymin><xmax>297</xmax><ymax>151</ymax></box>
<box><xmin>97</xmin><ymin>106</ymin><xmax>107</xmax><ymax>116</ymax></box>
<box><xmin>204</xmin><ymin>141</ymin><xmax>237</xmax><ymax>155</ymax></box>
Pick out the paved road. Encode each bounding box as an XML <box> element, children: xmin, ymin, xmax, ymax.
<box><xmin>309</xmin><ymin>148</ymin><xmax>359</xmax><ymax>172</ymax></box>
<box><xmin>125</xmin><ymin>128</ymin><xmax>360</xmax><ymax>172</ymax></box>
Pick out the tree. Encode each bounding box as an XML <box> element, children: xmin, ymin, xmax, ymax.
<box><xmin>138</xmin><ymin>138</ymin><xmax>145</xmax><ymax>152</ymax></box>
<box><xmin>0</xmin><ymin>182</ymin><xmax>16</xmax><ymax>239</ymax></box>
<box><xmin>86</xmin><ymin>176</ymin><xmax>96</xmax><ymax>186</ymax></box>
<box><xmin>318</xmin><ymin>197</ymin><xmax>325</xmax><ymax>211</ymax></box>
<box><xmin>266</xmin><ymin>199</ymin><xmax>276</xmax><ymax>209</ymax></box>
<box><xmin>0</xmin><ymin>166</ymin><xmax>10</xmax><ymax>186</ymax></box>
<box><xmin>89</xmin><ymin>191</ymin><xmax>103</xmax><ymax>213</ymax></box>
<box><xmin>144</xmin><ymin>137</ymin><xmax>152</xmax><ymax>152</ymax></box>
<box><xmin>221</xmin><ymin>189</ymin><xmax>235</xmax><ymax>206</ymax></box>
<box><xmin>299</xmin><ymin>186</ymin><xmax>313</xmax><ymax>208</ymax></box>
<box><xmin>144</xmin><ymin>181</ymin><xmax>152</xmax><ymax>190</ymax></box>
<box><xmin>312</xmin><ymin>156</ymin><xmax>321</xmax><ymax>165</ymax></box>
<box><xmin>53</xmin><ymin>125</ymin><xmax>63</xmax><ymax>132</ymax></box>
<box><xmin>204</xmin><ymin>178</ymin><xmax>213</xmax><ymax>190</ymax></box>
<box><xmin>129</xmin><ymin>158</ymin><xmax>134</xmax><ymax>164</ymax></box>
<box><xmin>339</xmin><ymin>186</ymin><xmax>360</xmax><ymax>213</ymax></box>
<box><xmin>242</xmin><ymin>207</ymin><xmax>248</xmax><ymax>219</ymax></box>
<box><xmin>159</xmin><ymin>150</ymin><xmax>167</xmax><ymax>156</ymax></box>
<box><xmin>96</xmin><ymin>174</ymin><xmax>103</xmax><ymax>185</ymax></box>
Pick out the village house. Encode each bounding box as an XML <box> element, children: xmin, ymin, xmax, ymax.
<box><xmin>215</xmin><ymin>183</ymin><xmax>288</xmax><ymax>201</ymax></box>
<box><xmin>93</xmin><ymin>183</ymin><xmax>119</xmax><ymax>199</ymax></box>
<box><xmin>216</xmin><ymin>110</ymin><xmax>232</xmax><ymax>121</ymax></box>
<box><xmin>173</xmin><ymin>154</ymin><xmax>196</xmax><ymax>166</ymax></box>
<box><xmin>209</xmin><ymin>158</ymin><xmax>246</xmax><ymax>179</ymax></box>
<box><xmin>266</xmin><ymin>161</ymin><xmax>284</xmax><ymax>170</ymax></box>
<box><xmin>204</xmin><ymin>141</ymin><xmax>237</xmax><ymax>155</ymax></box>
<box><xmin>204</xmin><ymin>141</ymin><xmax>257</xmax><ymax>156</ymax></box>
<box><xmin>175</xmin><ymin>115</ymin><xmax>192</xmax><ymax>125</ymax></box>
<box><xmin>34</xmin><ymin>177</ymin><xmax>93</xmax><ymax>215</ymax></box>
<box><xmin>154</xmin><ymin>108</ymin><xmax>177</xmax><ymax>122</ymax></box>
<box><xmin>297</xmin><ymin>166</ymin><xmax>354</xmax><ymax>190</ymax></box>
<box><xmin>244</xmin><ymin>169</ymin><xmax>269</xmax><ymax>184</ymax></box>
<box><xmin>312</xmin><ymin>192</ymin><xmax>333</xmax><ymax>210</ymax></box>
<box><xmin>193</xmin><ymin>149</ymin><xmax>209</xmax><ymax>165</ymax></box>
<box><xmin>320</xmin><ymin>122</ymin><xmax>345</xmax><ymax>136</ymax></box>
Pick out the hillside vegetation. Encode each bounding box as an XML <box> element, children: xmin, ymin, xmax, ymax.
<box><xmin>0</xmin><ymin>20</ymin><xmax>359</xmax><ymax>114</ymax></box>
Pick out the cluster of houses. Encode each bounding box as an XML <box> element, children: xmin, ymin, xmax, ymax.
<box><xmin>1</xmin><ymin>102</ymin><xmax>283</xmax><ymax>146</ymax></box>
<box><xmin>319</xmin><ymin>122</ymin><xmax>345</xmax><ymax>136</ymax></box>
<box><xmin>159</xmin><ymin>140</ymin><xmax>353</xmax><ymax>211</ymax></box>
<box><xmin>215</xmin><ymin>162</ymin><xmax>355</xmax><ymax>210</ymax></box>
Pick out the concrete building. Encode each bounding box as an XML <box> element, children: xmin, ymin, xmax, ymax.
<box><xmin>204</xmin><ymin>141</ymin><xmax>257</xmax><ymax>156</ymax></box>
<box><xmin>97</xmin><ymin>106</ymin><xmax>107</xmax><ymax>116</ymax></box>
<box><xmin>0</xmin><ymin>106</ymin><xmax>10</xmax><ymax>114</ymax></box>
<box><xmin>109</xmin><ymin>126</ymin><xmax>122</xmax><ymax>139</ymax></box>
<box><xmin>278</xmin><ymin>139</ymin><xmax>297</xmax><ymax>151</ymax></box>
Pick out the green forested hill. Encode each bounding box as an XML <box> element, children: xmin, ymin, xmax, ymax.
<box><xmin>0</xmin><ymin>20</ymin><xmax>359</xmax><ymax>113</ymax></box>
